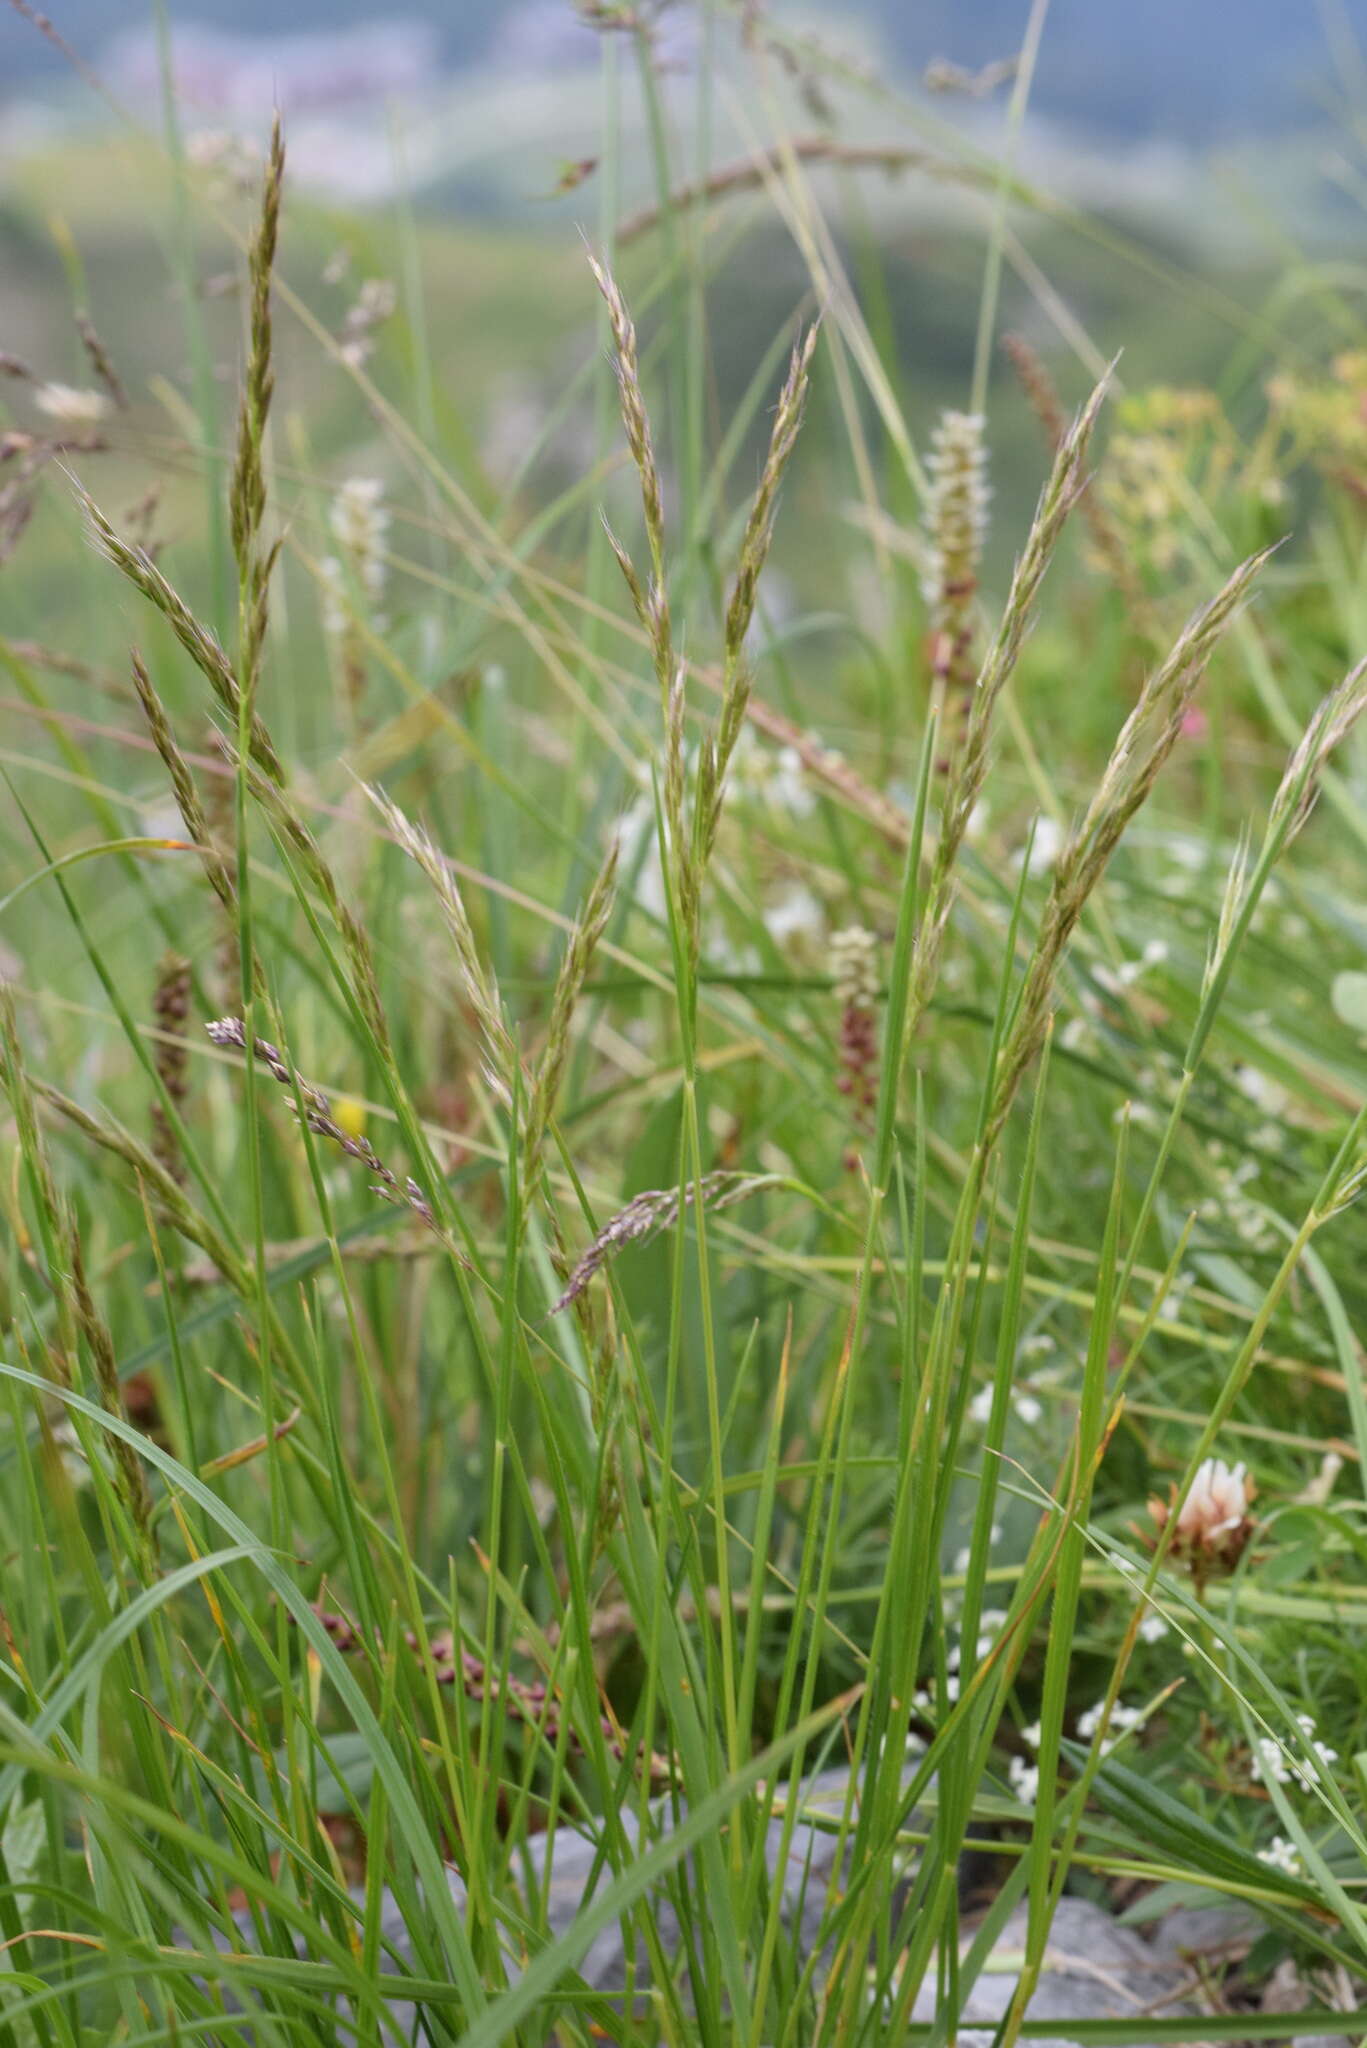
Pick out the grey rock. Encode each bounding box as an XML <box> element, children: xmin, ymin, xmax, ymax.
<box><xmin>216</xmin><ymin>1784</ymin><xmax>1221</xmax><ymax>2046</ymax></box>
<box><xmin>227</xmin><ymin>1764</ymin><xmax>880</xmax><ymax>2036</ymax></box>
<box><xmin>908</xmin><ymin>1897</ymin><xmax>1197</xmax><ymax>2048</ymax></box>
<box><xmin>1149</xmin><ymin>1902</ymin><xmax>1258</xmax><ymax>1962</ymax></box>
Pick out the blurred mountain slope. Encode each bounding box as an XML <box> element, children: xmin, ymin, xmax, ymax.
<box><xmin>1</xmin><ymin>0</ymin><xmax>1360</xmax><ymax>143</ymax></box>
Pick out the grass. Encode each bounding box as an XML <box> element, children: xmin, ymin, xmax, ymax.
<box><xmin>5</xmin><ymin>7</ymin><xmax>1367</xmax><ymax>2044</ymax></box>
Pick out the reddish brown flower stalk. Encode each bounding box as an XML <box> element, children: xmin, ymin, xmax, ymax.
<box><xmin>829</xmin><ymin>926</ymin><xmax>880</xmax><ymax>1165</ymax></box>
<box><xmin>311</xmin><ymin>1601</ymin><xmax>672</xmax><ymax>1783</ymax></box>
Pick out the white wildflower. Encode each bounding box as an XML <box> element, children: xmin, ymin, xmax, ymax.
<box><xmin>968</xmin><ymin>1385</ymin><xmax>1041</xmax><ymax>1428</ymax></box>
<box><xmin>724</xmin><ymin>726</ymin><xmax>814</xmax><ymax>818</ymax></box>
<box><xmin>1076</xmin><ymin>1699</ymin><xmax>1144</xmax><ymax>1756</ymax></box>
<box><xmin>1257</xmin><ymin>1834</ymin><xmax>1302</xmax><ymax>1877</ymax></box>
<box><xmin>33</xmin><ymin>382</ymin><xmax>109</xmax><ymax>428</ymax></box>
<box><xmin>1150</xmin><ymin>1456</ymin><xmax>1256</xmax><ymax>1575</ymax></box>
<box><xmin>186</xmin><ymin>127</ymin><xmax>258</xmax><ymax>193</ymax></box>
<box><xmin>1139</xmin><ymin>1611</ymin><xmax>1169</xmax><ymax>1644</ymax></box>
<box><xmin>323</xmin><ymin>476</ymin><xmax>389</xmax><ymax>633</ymax></box>
<box><xmin>319</xmin><ymin>555</ymin><xmax>348</xmax><ymax>637</ymax></box>
<box><xmin>1173</xmin><ymin>1457</ymin><xmax>1251</xmax><ymax>1542</ymax></box>
<box><xmin>1250</xmin><ymin>1735</ymin><xmax>1292</xmax><ymax>1786</ymax></box>
<box><xmin>1007</xmin><ymin>1754</ymin><xmax>1039</xmax><ymax>1804</ymax></box>
<box><xmin>1019</xmin><ymin>813</ymin><xmax>1064</xmax><ymax>876</ymax></box>
<box><xmin>829</xmin><ymin>926</ymin><xmax>879</xmax><ymax>1010</ymax></box>
<box><xmin>1291</xmin><ymin>1715</ymin><xmax>1337</xmax><ymax>1783</ymax></box>
<box><xmin>771</xmin><ymin>743</ymin><xmax>816</xmax><ymax>818</ymax></box>
<box><xmin>921</xmin><ymin>409</ymin><xmax>990</xmax><ymax>610</ymax></box>
<box><xmin>1234</xmin><ymin>1065</ymin><xmax>1289</xmax><ymax>1117</ymax></box>
<box><xmin>763</xmin><ymin>884</ymin><xmax>824</xmax><ymax>948</ymax></box>
<box><xmin>340</xmin><ymin>278</ymin><xmax>398</xmax><ymax>369</ymax></box>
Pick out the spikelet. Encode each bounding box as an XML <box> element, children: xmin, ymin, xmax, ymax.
<box><xmin>150</xmin><ymin>954</ymin><xmax>192</xmax><ymax>1188</ymax></box>
<box><xmin>899</xmin><ymin>371</ymin><xmax>1111</xmax><ymax>1073</ymax></box>
<box><xmin>129</xmin><ymin>653</ymin><xmax>235</xmax><ymax>915</ymax></box>
<box><xmin>987</xmin><ymin>545</ymin><xmax>1272</xmax><ymax>1141</ymax></box>
<box><xmin>1268</xmin><ymin>654</ymin><xmax>1367</xmax><ymax>847</ymax></box>
<box><xmin>74</xmin><ymin>310</ymin><xmax>128</xmax><ymax>412</ymax></box>
<box><xmin>1002</xmin><ymin>332</ymin><xmax>1144</xmax><ymax>614</ymax></box>
<box><xmin>587</xmin><ymin>249</ymin><xmax>673</xmax><ymax>704</ymax></box>
<box><xmin>708</xmin><ymin>323</ymin><xmax>818</xmax><ymax>850</ymax></box>
<box><xmin>830</xmin><ymin>926</ymin><xmax>880</xmax><ymax>1159</ymax></box>
<box><xmin>80</xmin><ymin>486</ymin><xmax>285</xmax><ymax>784</ymax></box>
<box><xmin>523</xmin><ymin>836</ymin><xmax>619</xmax><ymax>1194</ymax></box>
<box><xmin>922</xmin><ymin>409</ymin><xmax>990</xmax><ymax>764</ymax></box>
<box><xmin>363</xmin><ymin>783</ymin><xmax>517</xmax><ymax>1106</ymax></box>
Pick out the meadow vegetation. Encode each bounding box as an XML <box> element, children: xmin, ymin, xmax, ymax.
<box><xmin>4</xmin><ymin>9</ymin><xmax>1367</xmax><ymax>2043</ymax></box>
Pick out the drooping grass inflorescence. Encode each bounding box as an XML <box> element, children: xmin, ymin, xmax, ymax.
<box><xmin>550</xmin><ymin>1171</ymin><xmax>781</xmax><ymax>1314</ymax></box>
<box><xmin>205</xmin><ymin>1017</ymin><xmax>447</xmax><ymax>1240</ymax></box>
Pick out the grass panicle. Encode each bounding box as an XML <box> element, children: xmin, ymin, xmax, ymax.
<box><xmin>80</xmin><ymin>486</ymin><xmax>285</xmax><ymax>783</ymax></box>
<box><xmin>990</xmin><ymin>545</ymin><xmax>1273</xmax><ymax>1137</ymax></box>
<box><xmin>1270</xmin><ymin>654</ymin><xmax>1367</xmax><ymax>845</ymax></box>
<box><xmin>205</xmin><ymin>1016</ymin><xmax>445</xmax><ymax>1239</ymax></box>
<box><xmin>365</xmin><ymin>780</ymin><xmax>517</xmax><ymax>1105</ymax></box>
<box><xmin>74</xmin><ymin>310</ymin><xmax>128</xmax><ymax>412</ymax></box>
<box><xmin>709</xmin><ymin>322</ymin><xmax>819</xmax><ymax>846</ymax></box>
<box><xmin>1002</xmin><ymin>330</ymin><xmax>1143</xmax><ymax>610</ymax></box>
<box><xmin>523</xmin><ymin>832</ymin><xmax>619</xmax><ymax>1192</ymax></box>
<box><xmin>551</xmin><ymin>1170</ymin><xmax>781</xmax><ymax>1313</ymax></box>
<box><xmin>240</xmin><ymin>755</ymin><xmax>393</xmax><ymax>1056</ymax></box>
<box><xmin>588</xmin><ymin>247</ymin><xmax>674</xmax><ymax>703</ymax></box>
<box><xmin>230</xmin><ymin>112</ymin><xmax>285</xmax><ymax>719</ymax></box>
<box><xmin>27</xmin><ymin>1070</ymin><xmax>254</xmax><ymax>1299</ymax></box>
<box><xmin>149</xmin><ymin>951</ymin><xmax>191</xmax><ymax>1187</ymax></box>
<box><xmin>903</xmin><ymin>369</ymin><xmax>1111</xmax><ymax>1059</ymax></box>
<box><xmin>129</xmin><ymin>650</ymin><xmax>236</xmax><ymax>911</ymax></box>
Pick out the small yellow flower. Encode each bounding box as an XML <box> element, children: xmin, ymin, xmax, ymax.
<box><xmin>333</xmin><ymin>1094</ymin><xmax>367</xmax><ymax>1142</ymax></box>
